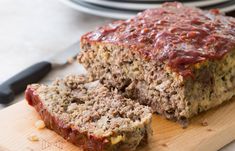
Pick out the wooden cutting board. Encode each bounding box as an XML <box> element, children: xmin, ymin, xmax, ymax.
<box><xmin>0</xmin><ymin>100</ymin><xmax>235</xmax><ymax>151</ymax></box>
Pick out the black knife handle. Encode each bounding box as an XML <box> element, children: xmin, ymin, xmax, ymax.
<box><xmin>0</xmin><ymin>61</ymin><xmax>52</xmax><ymax>104</ymax></box>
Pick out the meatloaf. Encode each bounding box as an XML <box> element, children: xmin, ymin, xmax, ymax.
<box><xmin>78</xmin><ymin>2</ymin><xmax>235</xmax><ymax>125</ymax></box>
<box><xmin>25</xmin><ymin>75</ymin><xmax>152</xmax><ymax>151</ymax></box>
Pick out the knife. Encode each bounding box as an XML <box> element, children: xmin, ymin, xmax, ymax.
<box><xmin>0</xmin><ymin>41</ymin><xmax>80</xmax><ymax>105</ymax></box>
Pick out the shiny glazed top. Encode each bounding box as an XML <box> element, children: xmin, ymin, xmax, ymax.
<box><xmin>82</xmin><ymin>2</ymin><xmax>235</xmax><ymax>77</ymax></box>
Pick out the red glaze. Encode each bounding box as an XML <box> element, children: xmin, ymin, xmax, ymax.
<box><xmin>81</xmin><ymin>2</ymin><xmax>235</xmax><ymax>77</ymax></box>
<box><xmin>25</xmin><ymin>86</ymin><xmax>110</xmax><ymax>151</ymax></box>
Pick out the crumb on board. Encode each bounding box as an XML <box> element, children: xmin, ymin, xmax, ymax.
<box><xmin>200</xmin><ymin>119</ymin><xmax>208</xmax><ymax>126</ymax></box>
<box><xmin>35</xmin><ymin>120</ymin><xmax>46</xmax><ymax>129</ymax></box>
<box><xmin>28</xmin><ymin>134</ymin><xmax>39</xmax><ymax>142</ymax></box>
<box><xmin>67</xmin><ymin>57</ymin><xmax>75</xmax><ymax>64</ymax></box>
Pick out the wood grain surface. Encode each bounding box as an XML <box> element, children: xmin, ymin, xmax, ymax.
<box><xmin>0</xmin><ymin>1</ymin><xmax>235</xmax><ymax>151</ymax></box>
<box><xmin>0</xmin><ymin>99</ymin><xmax>235</xmax><ymax>151</ymax></box>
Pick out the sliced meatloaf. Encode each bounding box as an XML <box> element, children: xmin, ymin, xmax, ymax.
<box><xmin>25</xmin><ymin>75</ymin><xmax>152</xmax><ymax>151</ymax></box>
<box><xmin>78</xmin><ymin>2</ymin><xmax>235</xmax><ymax>125</ymax></box>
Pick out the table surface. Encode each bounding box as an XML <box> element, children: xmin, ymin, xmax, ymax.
<box><xmin>0</xmin><ymin>0</ymin><xmax>235</xmax><ymax>150</ymax></box>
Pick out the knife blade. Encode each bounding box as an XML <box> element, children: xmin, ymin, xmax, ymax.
<box><xmin>0</xmin><ymin>41</ymin><xmax>80</xmax><ymax>104</ymax></box>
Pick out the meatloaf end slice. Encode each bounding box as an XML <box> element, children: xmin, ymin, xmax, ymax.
<box><xmin>78</xmin><ymin>2</ymin><xmax>235</xmax><ymax>125</ymax></box>
<box><xmin>25</xmin><ymin>75</ymin><xmax>152</xmax><ymax>151</ymax></box>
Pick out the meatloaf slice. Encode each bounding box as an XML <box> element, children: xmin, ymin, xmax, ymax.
<box><xmin>25</xmin><ymin>75</ymin><xmax>152</xmax><ymax>151</ymax></box>
<box><xmin>78</xmin><ymin>2</ymin><xmax>235</xmax><ymax>125</ymax></box>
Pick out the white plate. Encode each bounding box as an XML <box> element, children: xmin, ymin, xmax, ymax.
<box><xmin>59</xmin><ymin>0</ymin><xmax>235</xmax><ymax>19</ymax></box>
<box><xmin>109</xmin><ymin>0</ymin><xmax>203</xmax><ymax>1</ymax></box>
<box><xmin>59</xmin><ymin>0</ymin><xmax>136</xmax><ymax>19</ymax></box>
<box><xmin>82</xmin><ymin>0</ymin><xmax>231</xmax><ymax>10</ymax></box>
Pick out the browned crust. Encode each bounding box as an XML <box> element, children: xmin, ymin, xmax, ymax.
<box><xmin>25</xmin><ymin>86</ymin><xmax>110</xmax><ymax>151</ymax></box>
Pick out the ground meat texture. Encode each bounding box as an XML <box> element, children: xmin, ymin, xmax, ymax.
<box><xmin>78</xmin><ymin>3</ymin><xmax>235</xmax><ymax>125</ymax></box>
<box><xmin>80</xmin><ymin>2</ymin><xmax>235</xmax><ymax>77</ymax></box>
<box><xmin>25</xmin><ymin>75</ymin><xmax>152</xmax><ymax>151</ymax></box>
